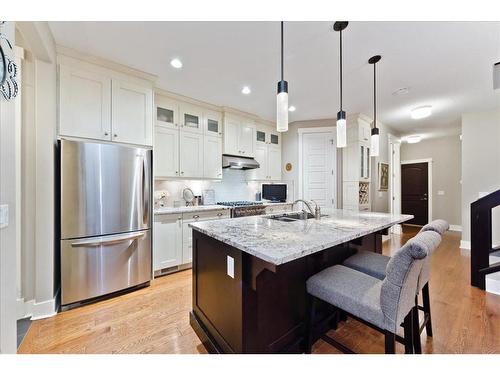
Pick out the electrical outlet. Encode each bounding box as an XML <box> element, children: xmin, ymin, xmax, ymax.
<box><xmin>227</xmin><ymin>255</ymin><xmax>234</xmax><ymax>278</ymax></box>
<box><xmin>437</xmin><ymin>190</ymin><xmax>445</xmax><ymax>196</ymax></box>
<box><xmin>0</xmin><ymin>204</ymin><xmax>8</xmax><ymax>229</ymax></box>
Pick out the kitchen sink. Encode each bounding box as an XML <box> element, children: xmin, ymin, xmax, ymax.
<box><xmin>268</xmin><ymin>212</ymin><xmax>315</xmax><ymax>221</ymax></box>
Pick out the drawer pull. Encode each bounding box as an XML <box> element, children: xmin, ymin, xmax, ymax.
<box><xmin>193</xmin><ymin>215</ymin><xmax>200</xmax><ymax>219</ymax></box>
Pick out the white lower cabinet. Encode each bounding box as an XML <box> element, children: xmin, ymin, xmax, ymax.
<box><xmin>153</xmin><ymin>214</ymin><xmax>183</xmax><ymax>271</ymax></box>
<box><xmin>153</xmin><ymin>209</ymin><xmax>230</xmax><ymax>273</ymax></box>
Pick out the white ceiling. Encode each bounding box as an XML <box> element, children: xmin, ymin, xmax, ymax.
<box><xmin>48</xmin><ymin>21</ymin><xmax>500</xmax><ymax>137</ymax></box>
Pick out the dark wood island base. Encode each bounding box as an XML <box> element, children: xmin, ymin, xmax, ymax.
<box><xmin>190</xmin><ymin>229</ymin><xmax>384</xmax><ymax>354</ymax></box>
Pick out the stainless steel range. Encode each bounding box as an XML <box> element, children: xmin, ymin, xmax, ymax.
<box><xmin>217</xmin><ymin>201</ymin><xmax>266</xmax><ymax>218</ymax></box>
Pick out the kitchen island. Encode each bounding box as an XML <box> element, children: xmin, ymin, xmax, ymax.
<box><xmin>189</xmin><ymin>209</ymin><xmax>413</xmax><ymax>353</ymax></box>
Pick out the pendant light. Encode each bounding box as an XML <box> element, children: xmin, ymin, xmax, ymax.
<box><xmin>334</xmin><ymin>21</ymin><xmax>348</xmax><ymax>148</ymax></box>
<box><xmin>276</xmin><ymin>21</ymin><xmax>288</xmax><ymax>132</ymax></box>
<box><xmin>369</xmin><ymin>55</ymin><xmax>381</xmax><ymax>157</ymax></box>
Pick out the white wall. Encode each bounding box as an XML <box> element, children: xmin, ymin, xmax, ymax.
<box><xmin>371</xmin><ymin>119</ymin><xmax>393</xmax><ymax>213</ymax></box>
<box><xmin>401</xmin><ymin>135</ymin><xmax>462</xmax><ymax>227</ymax></box>
<box><xmin>0</xmin><ymin>21</ymin><xmax>18</xmax><ymax>353</ymax></box>
<box><xmin>461</xmin><ymin>108</ymin><xmax>500</xmax><ymax>244</ymax></box>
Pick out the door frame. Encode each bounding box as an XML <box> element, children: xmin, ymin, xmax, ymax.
<box><xmin>400</xmin><ymin>158</ymin><xmax>433</xmax><ymax>224</ymax></box>
<box><xmin>298</xmin><ymin>126</ymin><xmax>337</xmax><ymax>209</ymax></box>
<box><xmin>388</xmin><ymin>134</ymin><xmax>402</xmax><ymax>234</ymax></box>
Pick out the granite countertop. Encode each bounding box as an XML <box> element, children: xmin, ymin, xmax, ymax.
<box><xmin>154</xmin><ymin>205</ymin><xmax>230</xmax><ymax>215</ymax></box>
<box><xmin>189</xmin><ymin>209</ymin><xmax>413</xmax><ymax>265</ymax></box>
<box><xmin>154</xmin><ymin>201</ymin><xmax>293</xmax><ymax>215</ymax></box>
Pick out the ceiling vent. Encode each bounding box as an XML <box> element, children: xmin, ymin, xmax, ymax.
<box><xmin>494</xmin><ymin>62</ymin><xmax>500</xmax><ymax>90</ymax></box>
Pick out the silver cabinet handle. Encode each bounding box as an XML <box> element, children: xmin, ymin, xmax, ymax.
<box><xmin>193</xmin><ymin>215</ymin><xmax>200</xmax><ymax>219</ymax></box>
<box><xmin>175</xmin><ymin>171</ymin><xmax>179</xmax><ymax>175</ymax></box>
<box><xmin>181</xmin><ymin>171</ymin><xmax>184</xmax><ymax>175</ymax></box>
<box><xmin>70</xmin><ymin>231</ymin><xmax>146</xmax><ymax>247</ymax></box>
<box><xmin>113</xmin><ymin>134</ymin><xmax>118</xmax><ymax>138</ymax></box>
<box><xmin>104</xmin><ymin>131</ymin><xmax>109</xmax><ymax>136</ymax></box>
<box><xmin>217</xmin><ymin>213</ymin><xmax>223</xmax><ymax>216</ymax></box>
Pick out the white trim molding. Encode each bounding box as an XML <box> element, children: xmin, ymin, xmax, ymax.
<box><xmin>460</xmin><ymin>240</ymin><xmax>471</xmax><ymax>250</ymax></box>
<box><xmin>449</xmin><ymin>225</ymin><xmax>462</xmax><ymax>232</ymax></box>
<box><xmin>31</xmin><ymin>298</ymin><xmax>57</xmax><ymax>320</ymax></box>
<box><xmin>401</xmin><ymin>158</ymin><xmax>433</xmax><ymax>222</ymax></box>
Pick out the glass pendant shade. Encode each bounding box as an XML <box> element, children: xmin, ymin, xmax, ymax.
<box><xmin>336</xmin><ymin>110</ymin><xmax>347</xmax><ymax>148</ymax></box>
<box><xmin>277</xmin><ymin>80</ymin><xmax>288</xmax><ymax>132</ymax></box>
<box><xmin>371</xmin><ymin>126</ymin><xmax>379</xmax><ymax>157</ymax></box>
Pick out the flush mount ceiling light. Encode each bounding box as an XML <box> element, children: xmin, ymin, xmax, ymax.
<box><xmin>334</xmin><ymin>21</ymin><xmax>349</xmax><ymax>148</ymax></box>
<box><xmin>369</xmin><ymin>55</ymin><xmax>381</xmax><ymax>158</ymax></box>
<box><xmin>411</xmin><ymin>105</ymin><xmax>432</xmax><ymax>120</ymax></box>
<box><xmin>276</xmin><ymin>21</ymin><xmax>289</xmax><ymax>132</ymax></box>
<box><xmin>241</xmin><ymin>86</ymin><xmax>251</xmax><ymax>95</ymax></box>
<box><xmin>170</xmin><ymin>58</ymin><xmax>183</xmax><ymax>69</ymax></box>
<box><xmin>406</xmin><ymin>135</ymin><xmax>422</xmax><ymax>144</ymax></box>
<box><xmin>288</xmin><ymin>106</ymin><xmax>296</xmax><ymax>112</ymax></box>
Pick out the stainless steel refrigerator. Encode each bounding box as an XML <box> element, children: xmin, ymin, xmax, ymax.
<box><xmin>59</xmin><ymin>139</ymin><xmax>152</xmax><ymax>307</ymax></box>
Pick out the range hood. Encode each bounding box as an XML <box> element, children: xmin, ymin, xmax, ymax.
<box><xmin>222</xmin><ymin>154</ymin><xmax>260</xmax><ymax>169</ymax></box>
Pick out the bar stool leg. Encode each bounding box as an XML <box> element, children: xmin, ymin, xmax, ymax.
<box><xmin>422</xmin><ymin>283</ymin><xmax>433</xmax><ymax>337</ymax></box>
<box><xmin>305</xmin><ymin>295</ymin><xmax>318</xmax><ymax>354</ymax></box>
<box><xmin>412</xmin><ymin>305</ymin><xmax>422</xmax><ymax>354</ymax></box>
<box><xmin>384</xmin><ymin>331</ymin><xmax>396</xmax><ymax>354</ymax></box>
<box><xmin>403</xmin><ymin>310</ymin><xmax>414</xmax><ymax>354</ymax></box>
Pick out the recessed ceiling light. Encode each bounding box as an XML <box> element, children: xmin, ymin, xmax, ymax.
<box><xmin>411</xmin><ymin>105</ymin><xmax>432</xmax><ymax>120</ymax></box>
<box><xmin>406</xmin><ymin>135</ymin><xmax>422</xmax><ymax>144</ymax></box>
<box><xmin>170</xmin><ymin>58</ymin><xmax>183</xmax><ymax>69</ymax></box>
<box><xmin>392</xmin><ymin>87</ymin><xmax>410</xmax><ymax>96</ymax></box>
<box><xmin>241</xmin><ymin>86</ymin><xmax>251</xmax><ymax>95</ymax></box>
<box><xmin>288</xmin><ymin>106</ymin><xmax>296</xmax><ymax>112</ymax></box>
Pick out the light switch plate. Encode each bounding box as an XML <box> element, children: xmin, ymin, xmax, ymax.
<box><xmin>0</xmin><ymin>204</ymin><xmax>8</xmax><ymax>229</ymax></box>
<box><xmin>437</xmin><ymin>190</ymin><xmax>445</xmax><ymax>196</ymax></box>
<box><xmin>227</xmin><ymin>255</ymin><xmax>234</xmax><ymax>278</ymax></box>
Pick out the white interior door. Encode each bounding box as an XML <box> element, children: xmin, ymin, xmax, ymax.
<box><xmin>301</xmin><ymin>132</ymin><xmax>336</xmax><ymax>213</ymax></box>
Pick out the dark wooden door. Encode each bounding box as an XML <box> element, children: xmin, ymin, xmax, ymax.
<box><xmin>401</xmin><ymin>162</ymin><xmax>429</xmax><ymax>225</ymax></box>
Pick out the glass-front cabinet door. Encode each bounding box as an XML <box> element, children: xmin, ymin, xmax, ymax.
<box><xmin>256</xmin><ymin>129</ymin><xmax>267</xmax><ymax>144</ymax></box>
<box><xmin>155</xmin><ymin>95</ymin><xmax>179</xmax><ymax>130</ymax></box>
<box><xmin>204</xmin><ymin>110</ymin><xmax>222</xmax><ymax>137</ymax></box>
<box><xmin>180</xmin><ymin>104</ymin><xmax>203</xmax><ymax>134</ymax></box>
<box><xmin>269</xmin><ymin>133</ymin><xmax>280</xmax><ymax>147</ymax></box>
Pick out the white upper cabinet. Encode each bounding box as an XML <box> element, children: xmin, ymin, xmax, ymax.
<box><xmin>112</xmin><ymin>79</ymin><xmax>153</xmax><ymax>146</ymax></box>
<box><xmin>248</xmin><ymin>124</ymin><xmax>282</xmax><ymax>181</ymax></box>
<box><xmin>204</xmin><ymin>110</ymin><xmax>222</xmax><ymax>137</ymax></box>
<box><xmin>204</xmin><ymin>135</ymin><xmax>222</xmax><ymax>179</ymax></box>
<box><xmin>223</xmin><ymin>114</ymin><xmax>255</xmax><ymax>157</ymax></box>
<box><xmin>59</xmin><ymin>65</ymin><xmax>112</xmax><ymax>141</ymax></box>
<box><xmin>58</xmin><ymin>58</ymin><xmax>153</xmax><ymax>147</ymax></box>
<box><xmin>154</xmin><ymin>126</ymin><xmax>179</xmax><ymax>178</ymax></box>
<box><xmin>179</xmin><ymin>131</ymin><xmax>204</xmax><ymax>178</ymax></box>
<box><xmin>155</xmin><ymin>95</ymin><xmax>179</xmax><ymax>130</ymax></box>
<box><xmin>180</xmin><ymin>103</ymin><xmax>203</xmax><ymax>134</ymax></box>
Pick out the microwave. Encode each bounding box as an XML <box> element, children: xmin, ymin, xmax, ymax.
<box><xmin>262</xmin><ymin>184</ymin><xmax>287</xmax><ymax>203</ymax></box>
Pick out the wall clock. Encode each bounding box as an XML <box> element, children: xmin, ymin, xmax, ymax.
<box><xmin>0</xmin><ymin>22</ymin><xmax>18</xmax><ymax>101</ymax></box>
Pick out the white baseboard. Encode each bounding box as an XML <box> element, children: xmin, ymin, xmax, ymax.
<box><xmin>16</xmin><ymin>298</ymin><xmax>35</xmax><ymax>320</ymax></box>
<box><xmin>486</xmin><ymin>277</ymin><xmax>500</xmax><ymax>296</ymax></box>
<box><xmin>449</xmin><ymin>225</ymin><xmax>462</xmax><ymax>232</ymax></box>
<box><xmin>460</xmin><ymin>240</ymin><xmax>471</xmax><ymax>250</ymax></box>
<box><xmin>32</xmin><ymin>298</ymin><xmax>57</xmax><ymax>320</ymax></box>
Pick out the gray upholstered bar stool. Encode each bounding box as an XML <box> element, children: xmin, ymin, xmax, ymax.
<box><xmin>305</xmin><ymin>230</ymin><xmax>441</xmax><ymax>354</ymax></box>
<box><xmin>342</xmin><ymin>219</ymin><xmax>448</xmax><ymax>352</ymax></box>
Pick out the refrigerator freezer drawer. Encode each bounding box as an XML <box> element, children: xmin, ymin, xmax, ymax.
<box><xmin>61</xmin><ymin>230</ymin><xmax>152</xmax><ymax>306</ymax></box>
<box><xmin>60</xmin><ymin>139</ymin><xmax>152</xmax><ymax>239</ymax></box>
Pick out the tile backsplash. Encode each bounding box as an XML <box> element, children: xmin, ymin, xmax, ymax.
<box><xmin>154</xmin><ymin>169</ymin><xmax>293</xmax><ymax>207</ymax></box>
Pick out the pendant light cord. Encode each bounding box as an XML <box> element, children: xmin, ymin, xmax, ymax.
<box><xmin>339</xmin><ymin>29</ymin><xmax>343</xmax><ymax>110</ymax></box>
<box><xmin>281</xmin><ymin>21</ymin><xmax>284</xmax><ymax>81</ymax></box>
<box><xmin>373</xmin><ymin>62</ymin><xmax>376</xmax><ymax>128</ymax></box>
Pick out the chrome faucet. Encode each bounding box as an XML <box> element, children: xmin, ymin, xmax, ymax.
<box><xmin>293</xmin><ymin>199</ymin><xmax>321</xmax><ymax>219</ymax></box>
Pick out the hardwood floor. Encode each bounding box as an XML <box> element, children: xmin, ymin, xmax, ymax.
<box><xmin>18</xmin><ymin>226</ymin><xmax>500</xmax><ymax>354</ymax></box>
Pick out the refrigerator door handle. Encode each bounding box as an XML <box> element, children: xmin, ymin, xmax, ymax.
<box><xmin>70</xmin><ymin>231</ymin><xmax>147</xmax><ymax>247</ymax></box>
<box><xmin>142</xmin><ymin>153</ymin><xmax>150</xmax><ymax>226</ymax></box>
